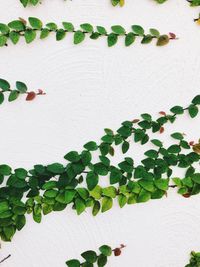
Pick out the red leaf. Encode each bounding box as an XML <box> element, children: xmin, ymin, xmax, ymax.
<box><xmin>159</xmin><ymin>127</ymin><xmax>164</xmax><ymax>134</ymax></box>
<box><xmin>169</xmin><ymin>32</ymin><xmax>176</xmax><ymax>39</ymax></box>
<box><xmin>37</xmin><ymin>89</ymin><xmax>46</xmax><ymax>95</ymax></box>
<box><xmin>183</xmin><ymin>193</ymin><xmax>190</xmax><ymax>198</ymax></box>
<box><xmin>114</xmin><ymin>248</ymin><xmax>121</xmax><ymax>257</ymax></box>
<box><xmin>26</xmin><ymin>91</ymin><xmax>36</xmax><ymax>101</ymax></box>
<box><xmin>132</xmin><ymin>119</ymin><xmax>140</xmax><ymax>123</ymax></box>
<box><xmin>159</xmin><ymin>111</ymin><xmax>166</xmax><ymax>116</ymax></box>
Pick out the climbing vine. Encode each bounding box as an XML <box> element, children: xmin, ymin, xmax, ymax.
<box><xmin>0</xmin><ymin>78</ymin><xmax>45</xmax><ymax>104</ymax></box>
<box><xmin>0</xmin><ymin>17</ymin><xmax>175</xmax><ymax>47</ymax></box>
<box><xmin>186</xmin><ymin>251</ymin><xmax>200</xmax><ymax>267</ymax></box>
<box><xmin>0</xmin><ymin>95</ymin><xmax>200</xmax><ymax>242</ymax></box>
<box><xmin>65</xmin><ymin>244</ymin><xmax>125</xmax><ymax>267</ymax></box>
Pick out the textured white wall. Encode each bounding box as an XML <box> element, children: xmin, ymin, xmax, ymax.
<box><xmin>0</xmin><ymin>0</ymin><xmax>200</xmax><ymax>266</ymax></box>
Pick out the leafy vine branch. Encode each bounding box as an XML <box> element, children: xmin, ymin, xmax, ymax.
<box><xmin>65</xmin><ymin>244</ymin><xmax>125</xmax><ymax>267</ymax></box>
<box><xmin>186</xmin><ymin>251</ymin><xmax>200</xmax><ymax>267</ymax></box>
<box><xmin>0</xmin><ymin>78</ymin><xmax>45</xmax><ymax>104</ymax></box>
<box><xmin>0</xmin><ymin>96</ymin><xmax>200</xmax><ymax>241</ymax></box>
<box><xmin>0</xmin><ymin>17</ymin><xmax>175</xmax><ymax>47</ymax></box>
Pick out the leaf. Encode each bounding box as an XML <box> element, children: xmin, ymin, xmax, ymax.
<box><xmin>64</xmin><ymin>151</ymin><xmax>80</xmax><ymax>162</ymax></box>
<box><xmin>92</xmin><ymin>200</ymin><xmax>100</xmax><ymax>216</ymax></box>
<box><xmin>171</xmin><ymin>132</ymin><xmax>184</xmax><ymax>140</ymax></box>
<box><xmin>29</xmin><ymin>17</ymin><xmax>43</xmax><ymax>29</ymax></box>
<box><xmin>192</xmin><ymin>95</ymin><xmax>200</xmax><ymax>105</ymax></box>
<box><xmin>170</xmin><ymin>105</ymin><xmax>184</xmax><ymax>114</ymax></box>
<box><xmin>111</xmin><ymin>25</ymin><xmax>126</xmax><ymax>34</ymax></box>
<box><xmin>154</xmin><ymin>179</ymin><xmax>169</xmax><ymax>191</ymax></box>
<box><xmin>137</xmin><ymin>189</ymin><xmax>151</xmax><ymax>203</ymax></box>
<box><xmin>86</xmin><ymin>171</ymin><xmax>99</xmax><ymax>190</ymax></box>
<box><xmin>9</xmin><ymin>31</ymin><xmax>20</xmax><ymax>44</ymax></box>
<box><xmin>84</xmin><ymin>141</ymin><xmax>98</xmax><ymax>151</ymax></box>
<box><xmin>8</xmin><ymin>20</ymin><xmax>25</xmax><ymax>31</ymax></box>
<box><xmin>118</xmin><ymin>194</ymin><xmax>127</xmax><ymax>208</ymax></box>
<box><xmin>150</xmin><ymin>28</ymin><xmax>160</xmax><ymax>37</ymax></box>
<box><xmin>62</xmin><ymin>22</ymin><xmax>74</xmax><ymax>32</ymax></box>
<box><xmin>97</xmin><ymin>26</ymin><xmax>107</xmax><ymax>35</ymax></box>
<box><xmin>0</xmin><ymin>35</ymin><xmax>7</xmax><ymax>47</ymax></box>
<box><xmin>56</xmin><ymin>29</ymin><xmax>66</xmax><ymax>41</ymax></box>
<box><xmin>24</xmin><ymin>29</ymin><xmax>36</xmax><ymax>43</ymax></box>
<box><xmin>99</xmin><ymin>245</ymin><xmax>112</xmax><ymax>256</ymax></box>
<box><xmin>188</xmin><ymin>104</ymin><xmax>199</xmax><ymax>118</ymax></box>
<box><xmin>81</xmin><ymin>251</ymin><xmax>97</xmax><ymax>263</ymax></box>
<box><xmin>94</xmin><ymin>163</ymin><xmax>108</xmax><ymax>176</ymax></box>
<box><xmin>56</xmin><ymin>190</ymin><xmax>76</xmax><ymax>204</ymax></box>
<box><xmin>16</xmin><ymin>81</ymin><xmax>27</xmax><ymax>93</ymax></box>
<box><xmin>101</xmin><ymin>197</ymin><xmax>113</xmax><ymax>212</ymax></box>
<box><xmin>107</xmin><ymin>33</ymin><xmax>118</xmax><ymax>47</ymax></box>
<box><xmin>132</xmin><ymin>25</ymin><xmax>144</xmax><ymax>35</ymax></box>
<box><xmin>8</xmin><ymin>90</ymin><xmax>19</xmax><ymax>102</ymax></box>
<box><xmin>47</xmin><ymin>163</ymin><xmax>64</xmax><ymax>174</ymax></box>
<box><xmin>80</xmin><ymin>23</ymin><xmax>93</xmax><ymax>33</ymax></box>
<box><xmin>0</xmin><ymin>92</ymin><xmax>4</xmax><ymax>105</ymax></box>
<box><xmin>191</xmin><ymin>173</ymin><xmax>200</xmax><ymax>184</ymax></box>
<box><xmin>74</xmin><ymin>31</ymin><xmax>85</xmax><ymax>44</ymax></box>
<box><xmin>26</xmin><ymin>91</ymin><xmax>36</xmax><ymax>101</ymax></box>
<box><xmin>97</xmin><ymin>254</ymin><xmax>107</xmax><ymax>267</ymax></box>
<box><xmin>75</xmin><ymin>198</ymin><xmax>86</xmax><ymax>215</ymax></box>
<box><xmin>0</xmin><ymin>78</ymin><xmax>10</xmax><ymax>91</ymax></box>
<box><xmin>122</xmin><ymin>141</ymin><xmax>129</xmax><ymax>154</ymax></box>
<box><xmin>0</xmin><ymin>23</ymin><xmax>10</xmax><ymax>34</ymax></box>
<box><xmin>102</xmin><ymin>186</ymin><xmax>117</xmax><ymax>198</ymax></box>
<box><xmin>156</xmin><ymin>35</ymin><xmax>169</xmax><ymax>46</ymax></box>
<box><xmin>90</xmin><ymin>185</ymin><xmax>102</xmax><ymax>200</ymax></box>
<box><xmin>125</xmin><ymin>32</ymin><xmax>135</xmax><ymax>46</ymax></box>
<box><xmin>66</xmin><ymin>259</ymin><xmax>80</xmax><ymax>267</ymax></box>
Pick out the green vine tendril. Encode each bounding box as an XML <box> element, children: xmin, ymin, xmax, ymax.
<box><xmin>0</xmin><ymin>17</ymin><xmax>175</xmax><ymax>47</ymax></box>
<box><xmin>65</xmin><ymin>244</ymin><xmax>125</xmax><ymax>267</ymax></box>
<box><xmin>0</xmin><ymin>78</ymin><xmax>45</xmax><ymax>104</ymax></box>
<box><xmin>0</xmin><ymin>95</ymin><xmax>200</xmax><ymax>241</ymax></box>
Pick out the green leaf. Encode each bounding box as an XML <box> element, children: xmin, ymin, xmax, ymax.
<box><xmin>137</xmin><ymin>189</ymin><xmax>151</xmax><ymax>203</ymax></box>
<box><xmin>92</xmin><ymin>200</ymin><xmax>100</xmax><ymax>216</ymax></box>
<box><xmin>64</xmin><ymin>151</ymin><xmax>80</xmax><ymax>162</ymax></box>
<box><xmin>151</xmin><ymin>139</ymin><xmax>163</xmax><ymax>147</ymax></box>
<box><xmin>141</xmin><ymin>34</ymin><xmax>153</xmax><ymax>44</ymax></box>
<box><xmin>80</xmin><ymin>23</ymin><xmax>93</xmax><ymax>32</ymax></box>
<box><xmin>0</xmin><ymin>23</ymin><xmax>10</xmax><ymax>34</ymax></box>
<box><xmin>192</xmin><ymin>95</ymin><xmax>200</xmax><ymax>105</ymax></box>
<box><xmin>139</xmin><ymin>180</ymin><xmax>154</xmax><ymax>192</ymax></box>
<box><xmin>191</xmin><ymin>173</ymin><xmax>200</xmax><ymax>184</ymax></box>
<box><xmin>66</xmin><ymin>259</ymin><xmax>80</xmax><ymax>267</ymax></box>
<box><xmin>118</xmin><ymin>194</ymin><xmax>127</xmax><ymax>208</ymax></box>
<box><xmin>102</xmin><ymin>186</ymin><xmax>117</xmax><ymax>198</ymax></box>
<box><xmin>0</xmin><ymin>35</ymin><xmax>7</xmax><ymax>47</ymax></box>
<box><xmin>84</xmin><ymin>141</ymin><xmax>98</xmax><ymax>151</ymax></box>
<box><xmin>107</xmin><ymin>33</ymin><xmax>118</xmax><ymax>47</ymax></box>
<box><xmin>25</xmin><ymin>29</ymin><xmax>36</xmax><ymax>43</ymax></box>
<box><xmin>170</xmin><ymin>105</ymin><xmax>184</xmax><ymax>114</ymax></box>
<box><xmin>40</xmin><ymin>28</ymin><xmax>50</xmax><ymax>39</ymax></box>
<box><xmin>167</xmin><ymin>145</ymin><xmax>181</xmax><ymax>154</ymax></box>
<box><xmin>110</xmin><ymin>168</ymin><xmax>122</xmax><ymax>184</ymax></box>
<box><xmin>97</xmin><ymin>254</ymin><xmax>107</xmax><ymax>267</ymax></box>
<box><xmin>144</xmin><ymin>149</ymin><xmax>158</xmax><ymax>159</ymax></box>
<box><xmin>46</xmin><ymin>22</ymin><xmax>57</xmax><ymax>30</ymax></box>
<box><xmin>156</xmin><ymin>35</ymin><xmax>169</xmax><ymax>46</ymax></box>
<box><xmin>44</xmin><ymin>189</ymin><xmax>58</xmax><ymax>198</ymax></box>
<box><xmin>99</xmin><ymin>245</ymin><xmax>112</xmax><ymax>256</ymax></box>
<box><xmin>8</xmin><ymin>90</ymin><xmax>19</xmax><ymax>102</ymax></box>
<box><xmin>0</xmin><ymin>78</ymin><xmax>10</xmax><ymax>91</ymax></box>
<box><xmin>56</xmin><ymin>29</ymin><xmax>66</xmax><ymax>41</ymax></box>
<box><xmin>150</xmin><ymin>28</ymin><xmax>160</xmax><ymax>37</ymax></box>
<box><xmin>15</xmin><ymin>168</ymin><xmax>27</xmax><ymax>179</ymax></box>
<box><xmin>97</xmin><ymin>26</ymin><xmax>107</xmax><ymax>35</ymax></box>
<box><xmin>47</xmin><ymin>163</ymin><xmax>64</xmax><ymax>174</ymax></box>
<box><xmin>75</xmin><ymin>198</ymin><xmax>86</xmax><ymax>215</ymax></box>
<box><xmin>86</xmin><ymin>172</ymin><xmax>99</xmax><ymax>191</ymax></box>
<box><xmin>111</xmin><ymin>25</ymin><xmax>126</xmax><ymax>34</ymax></box>
<box><xmin>171</xmin><ymin>132</ymin><xmax>184</xmax><ymax>140</ymax></box>
<box><xmin>132</xmin><ymin>25</ymin><xmax>144</xmax><ymax>35</ymax></box>
<box><xmin>101</xmin><ymin>197</ymin><xmax>113</xmax><ymax>212</ymax></box>
<box><xmin>188</xmin><ymin>104</ymin><xmax>199</xmax><ymax>118</ymax></box>
<box><xmin>29</xmin><ymin>17</ymin><xmax>43</xmax><ymax>29</ymax></box>
<box><xmin>74</xmin><ymin>31</ymin><xmax>85</xmax><ymax>44</ymax></box>
<box><xmin>90</xmin><ymin>185</ymin><xmax>102</xmax><ymax>200</ymax></box>
<box><xmin>62</xmin><ymin>22</ymin><xmax>74</xmax><ymax>32</ymax></box>
<box><xmin>56</xmin><ymin>190</ymin><xmax>76</xmax><ymax>204</ymax></box>
<box><xmin>125</xmin><ymin>32</ymin><xmax>135</xmax><ymax>46</ymax></box>
<box><xmin>9</xmin><ymin>31</ymin><xmax>20</xmax><ymax>44</ymax></box>
<box><xmin>94</xmin><ymin>163</ymin><xmax>108</xmax><ymax>176</ymax></box>
<box><xmin>154</xmin><ymin>179</ymin><xmax>169</xmax><ymax>191</ymax></box>
<box><xmin>81</xmin><ymin>251</ymin><xmax>97</xmax><ymax>263</ymax></box>
<box><xmin>16</xmin><ymin>81</ymin><xmax>27</xmax><ymax>93</ymax></box>
<box><xmin>0</xmin><ymin>92</ymin><xmax>4</xmax><ymax>105</ymax></box>
<box><xmin>8</xmin><ymin>20</ymin><xmax>25</xmax><ymax>31</ymax></box>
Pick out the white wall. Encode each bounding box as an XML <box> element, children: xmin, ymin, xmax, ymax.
<box><xmin>0</xmin><ymin>0</ymin><xmax>200</xmax><ymax>266</ymax></box>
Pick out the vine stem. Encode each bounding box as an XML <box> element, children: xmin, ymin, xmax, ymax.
<box><xmin>0</xmin><ymin>255</ymin><xmax>11</xmax><ymax>264</ymax></box>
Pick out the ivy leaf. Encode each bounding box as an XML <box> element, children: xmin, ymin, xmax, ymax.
<box><xmin>192</xmin><ymin>95</ymin><xmax>200</xmax><ymax>105</ymax></box>
<box><xmin>125</xmin><ymin>32</ymin><xmax>135</xmax><ymax>46</ymax></box>
<box><xmin>84</xmin><ymin>141</ymin><xmax>98</xmax><ymax>151</ymax></box>
<box><xmin>47</xmin><ymin>163</ymin><xmax>64</xmax><ymax>174</ymax></box>
<box><xmin>170</xmin><ymin>105</ymin><xmax>184</xmax><ymax>114</ymax></box>
<box><xmin>111</xmin><ymin>25</ymin><xmax>126</xmax><ymax>34</ymax></box>
<box><xmin>74</xmin><ymin>31</ymin><xmax>85</xmax><ymax>44</ymax></box>
<box><xmin>8</xmin><ymin>90</ymin><xmax>19</xmax><ymax>102</ymax></box>
<box><xmin>156</xmin><ymin>35</ymin><xmax>169</xmax><ymax>46</ymax></box>
<box><xmin>25</xmin><ymin>29</ymin><xmax>37</xmax><ymax>43</ymax></box>
<box><xmin>150</xmin><ymin>28</ymin><xmax>160</xmax><ymax>37</ymax></box>
<box><xmin>188</xmin><ymin>104</ymin><xmax>199</xmax><ymax>118</ymax></box>
<box><xmin>132</xmin><ymin>25</ymin><xmax>144</xmax><ymax>35</ymax></box>
<box><xmin>92</xmin><ymin>200</ymin><xmax>100</xmax><ymax>216</ymax></box>
<box><xmin>0</xmin><ymin>35</ymin><xmax>7</xmax><ymax>47</ymax></box>
<box><xmin>97</xmin><ymin>254</ymin><xmax>107</xmax><ymax>267</ymax></box>
<box><xmin>101</xmin><ymin>196</ymin><xmax>113</xmax><ymax>212</ymax></box>
<box><xmin>0</xmin><ymin>23</ymin><xmax>10</xmax><ymax>34</ymax></box>
<box><xmin>0</xmin><ymin>78</ymin><xmax>10</xmax><ymax>91</ymax></box>
<box><xmin>86</xmin><ymin>172</ymin><xmax>99</xmax><ymax>191</ymax></box>
<box><xmin>81</xmin><ymin>251</ymin><xmax>97</xmax><ymax>263</ymax></box>
<box><xmin>29</xmin><ymin>17</ymin><xmax>43</xmax><ymax>30</ymax></box>
<box><xmin>9</xmin><ymin>31</ymin><xmax>20</xmax><ymax>44</ymax></box>
<box><xmin>62</xmin><ymin>22</ymin><xmax>74</xmax><ymax>32</ymax></box>
<box><xmin>80</xmin><ymin>23</ymin><xmax>93</xmax><ymax>33</ymax></box>
<box><xmin>97</xmin><ymin>26</ymin><xmax>107</xmax><ymax>35</ymax></box>
<box><xmin>8</xmin><ymin>20</ymin><xmax>26</xmax><ymax>31</ymax></box>
<box><xmin>64</xmin><ymin>151</ymin><xmax>80</xmax><ymax>162</ymax></box>
<box><xmin>56</xmin><ymin>29</ymin><xmax>66</xmax><ymax>41</ymax></box>
<box><xmin>66</xmin><ymin>259</ymin><xmax>80</xmax><ymax>267</ymax></box>
<box><xmin>16</xmin><ymin>81</ymin><xmax>28</xmax><ymax>93</ymax></box>
<box><xmin>107</xmin><ymin>33</ymin><xmax>118</xmax><ymax>47</ymax></box>
<box><xmin>0</xmin><ymin>164</ymin><xmax>11</xmax><ymax>175</ymax></box>
<box><xmin>99</xmin><ymin>245</ymin><xmax>112</xmax><ymax>256</ymax></box>
<box><xmin>75</xmin><ymin>198</ymin><xmax>86</xmax><ymax>215</ymax></box>
<box><xmin>137</xmin><ymin>189</ymin><xmax>151</xmax><ymax>203</ymax></box>
<box><xmin>0</xmin><ymin>92</ymin><xmax>4</xmax><ymax>105</ymax></box>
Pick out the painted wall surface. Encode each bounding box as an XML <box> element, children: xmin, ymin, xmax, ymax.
<box><xmin>0</xmin><ymin>1</ymin><xmax>200</xmax><ymax>266</ymax></box>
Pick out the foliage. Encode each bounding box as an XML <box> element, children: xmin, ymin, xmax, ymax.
<box><xmin>186</xmin><ymin>251</ymin><xmax>200</xmax><ymax>267</ymax></box>
<box><xmin>0</xmin><ymin>78</ymin><xmax>45</xmax><ymax>104</ymax></box>
<box><xmin>66</xmin><ymin>244</ymin><xmax>125</xmax><ymax>267</ymax></box>
<box><xmin>0</xmin><ymin>17</ymin><xmax>174</xmax><ymax>47</ymax></box>
<box><xmin>0</xmin><ymin>96</ymin><xmax>200</xmax><ymax>241</ymax></box>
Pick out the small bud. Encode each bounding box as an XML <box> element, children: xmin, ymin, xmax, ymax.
<box><xmin>159</xmin><ymin>111</ymin><xmax>166</xmax><ymax>116</ymax></box>
<box><xmin>169</xmin><ymin>32</ymin><xmax>176</xmax><ymax>39</ymax></box>
<box><xmin>114</xmin><ymin>248</ymin><xmax>121</xmax><ymax>257</ymax></box>
<box><xmin>189</xmin><ymin>141</ymin><xmax>194</xmax><ymax>146</ymax></box>
<box><xmin>159</xmin><ymin>126</ymin><xmax>164</xmax><ymax>134</ymax></box>
<box><xmin>132</xmin><ymin>119</ymin><xmax>140</xmax><ymax>123</ymax></box>
<box><xmin>183</xmin><ymin>193</ymin><xmax>190</xmax><ymax>198</ymax></box>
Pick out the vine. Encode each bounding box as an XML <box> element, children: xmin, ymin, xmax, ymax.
<box><xmin>0</xmin><ymin>78</ymin><xmax>45</xmax><ymax>104</ymax></box>
<box><xmin>186</xmin><ymin>251</ymin><xmax>200</xmax><ymax>267</ymax></box>
<box><xmin>0</xmin><ymin>17</ymin><xmax>175</xmax><ymax>47</ymax></box>
<box><xmin>65</xmin><ymin>244</ymin><xmax>125</xmax><ymax>267</ymax></box>
<box><xmin>0</xmin><ymin>95</ymin><xmax>200</xmax><ymax>242</ymax></box>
